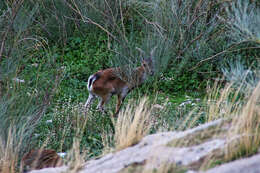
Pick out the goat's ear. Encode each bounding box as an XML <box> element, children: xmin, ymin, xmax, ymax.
<box><xmin>140</xmin><ymin>56</ymin><xmax>145</xmax><ymax>62</ymax></box>
<box><xmin>136</xmin><ymin>47</ymin><xmax>145</xmax><ymax>56</ymax></box>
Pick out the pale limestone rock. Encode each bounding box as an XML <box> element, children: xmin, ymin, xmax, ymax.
<box><xmin>30</xmin><ymin>120</ymin><xmax>223</xmax><ymax>173</ymax></box>
<box><xmin>205</xmin><ymin>153</ymin><xmax>260</xmax><ymax>173</ymax></box>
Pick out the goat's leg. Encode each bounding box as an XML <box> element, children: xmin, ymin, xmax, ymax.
<box><xmin>97</xmin><ymin>94</ymin><xmax>112</xmax><ymax>114</ymax></box>
<box><xmin>114</xmin><ymin>94</ymin><xmax>127</xmax><ymax>117</ymax></box>
<box><xmin>84</xmin><ymin>93</ymin><xmax>95</xmax><ymax>111</ymax></box>
<box><xmin>115</xmin><ymin>95</ymin><xmax>122</xmax><ymax>116</ymax></box>
<box><xmin>114</xmin><ymin>87</ymin><xmax>130</xmax><ymax>117</ymax></box>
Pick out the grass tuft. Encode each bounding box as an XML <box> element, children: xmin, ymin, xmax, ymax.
<box><xmin>198</xmin><ymin>78</ymin><xmax>260</xmax><ymax>170</ymax></box>
<box><xmin>225</xmin><ymin>81</ymin><xmax>260</xmax><ymax>160</ymax></box>
<box><xmin>114</xmin><ymin>97</ymin><xmax>152</xmax><ymax>151</ymax></box>
<box><xmin>0</xmin><ymin>126</ymin><xmax>23</xmax><ymax>173</ymax></box>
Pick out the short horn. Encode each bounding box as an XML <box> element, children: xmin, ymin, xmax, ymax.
<box><xmin>150</xmin><ymin>46</ymin><xmax>157</xmax><ymax>57</ymax></box>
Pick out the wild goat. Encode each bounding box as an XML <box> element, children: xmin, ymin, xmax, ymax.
<box><xmin>21</xmin><ymin>149</ymin><xmax>63</xmax><ymax>171</ymax></box>
<box><xmin>85</xmin><ymin>47</ymin><xmax>156</xmax><ymax>116</ymax></box>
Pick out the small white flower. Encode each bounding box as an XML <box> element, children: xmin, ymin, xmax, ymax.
<box><xmin>179</xmin><ymin>100</ymin><xmax>192</xmax><ymax>107</ymax></box>
<box><xmin>58</xmin><ymin>152</ymin><xmax>67</xmax><ymax>158</ymax></box>
<box><xmin>153</xmin><ymin>104</ymin><xmax>164</xmax><ymax>109</ymax></box>
<box><xmin>186</xmin><ymin>100</ymin><xmax>192</xmax><ymax>104</ymax></box>
<box><xmin>179</xmin><ymin>102</ymin><xmax>185</xmax><ymax>107</ymax></box>
<box><xmin>46</xmin><ymin>119</ymin><xmax>53</xmax><ymax>123</ymax></box>
<box><xmin>12</xmin><ymin>78</ymin><xmax>25</xmax><ymax>83</ymax></box>
<box><xmin>31</xmin><ymin>63</ymin><xmax>38</xmax><ymax>67</ymax></box>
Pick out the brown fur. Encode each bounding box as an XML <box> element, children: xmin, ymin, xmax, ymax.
<box><xmin>92</xmin><ymin>66</ymin><xmax>145</xmax><ymax>95</ymax></box>
<box><xmin>21</xmin><ymin>149</ymin><xmax>63</xmax><ymax>171</ymax></box>
<box><xmin>95</xmin><ymin>66</ymin><xmax>146</xmax><ymax>115</ymax></box>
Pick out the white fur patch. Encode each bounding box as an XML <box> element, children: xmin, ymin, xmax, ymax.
<box><xmin>87</xmin><ymin>74</ymin><xmax>98</xmax><ymax>91</ymax></box>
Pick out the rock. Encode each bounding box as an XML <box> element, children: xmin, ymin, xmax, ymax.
<box><xmin>29</xmin><ymin>166</ymin><xmax>67</xmax><ymax>173</ymax></box>
<box><xmin>29</xmin><ymin>119</ymin><xmax>224</xmax><ymax>173</ymax></box>
<box><xmin>27</xmin><ymin>118</ymin><xmax>260</xmax><ymax>173</ymax></box>
<box><xmin>205</xmin><ymin>153</ymin><xmax>260</xmax><ymax>173</ymax></box>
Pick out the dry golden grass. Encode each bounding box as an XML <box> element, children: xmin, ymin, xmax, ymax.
<box><xmin>198</xmin><ymin>80</ymin><xmax>260</xmax><ymax>170</ymax></box>
<box><xmin>205</xmin><ymin>80</ymin><xmax>243</xmax><ymax>121</ymax></box>
<box><xmin>66</xmin><ymin>138</ymin><xmax>86</xmax><ymax>173</ymax></box>
<box><xmin>0</xmin><ymin>127</ymin><xmax>22</xmax><ymax>173</ymax></box>
<box><xmin>101</xmin><ymin>131</ymin><xmax>114</xmax><ymax>156</ymax></box>
<box><xmin>114</xmin><ymin>97</ymin><xmax>152</xmax><ymax>151</ymax></box>
<box><xmin>225</xmin><ymin>81</ymin><xmax>260</xmax><ymax>160</ymax></box>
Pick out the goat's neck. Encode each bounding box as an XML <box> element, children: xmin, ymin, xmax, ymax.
<box><xmin>115</xmin><ymin>65</ymin><xmax>147</xmax><ymax>89</ymax></box>
<box><xmin>129</xmin><ymin>66</ymin><xmax>147</xmax><ymax>88</ymax></box>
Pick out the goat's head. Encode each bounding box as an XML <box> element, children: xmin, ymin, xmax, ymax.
<box><xmin>137</xmin><ymin>46</ymin><xmax>157</xmax><ymax>76</ymax></box>
<box><xmin>142</xmin><ymin>57</ymin><xmax>154</xmax><ymax>76</ymax></box>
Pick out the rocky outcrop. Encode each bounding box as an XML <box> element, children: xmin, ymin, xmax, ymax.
<box><xmin>30</xmin><ymin>120</ymin><xmax>225</xmax><ymax>173</ymax></box>
<box><xmin>29</xmin><ymin>119</ymin><xmax>260</xmax><ymax>173</ymax></box>
<box><xmin>205</xmin><ymin>154</ymin><xmax>260</xmax><ymax>173</ymax></box>
<box><xmin>80</xmin><ymin>120</ymin><xmax>225</xmax><ymax>173</ymax></box>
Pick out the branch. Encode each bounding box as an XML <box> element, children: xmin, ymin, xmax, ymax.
<box><xmin>189</xmin><ymin>44</ymin><xmax>260</xmax><ymax>71</ymax></box>
<box><xmin>65</xmin><ymin>0</ymin><xmax>118</xmax><ymax>42</ymax></box>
